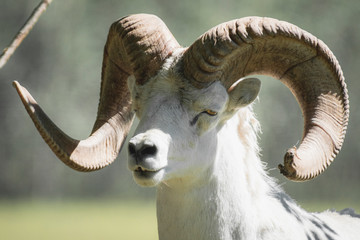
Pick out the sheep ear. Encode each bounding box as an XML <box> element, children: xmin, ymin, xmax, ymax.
<box><xmin>228</xmin><ymin>78</ymin><xmax>261</xmax><ymax>109</ymax></box>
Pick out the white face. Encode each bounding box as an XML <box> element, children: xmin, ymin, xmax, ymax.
<box><xmin>127</xmin><ymin>73</ymin><xmax>229</xmax><ymax>187</ymax></box>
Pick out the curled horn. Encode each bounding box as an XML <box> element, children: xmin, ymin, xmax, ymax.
<box><xmin>183</xmin><ymin>17</ymin><xmax>349</xmax><ymax>181</ymax></box>
<box><xmin>14</xmin><ymin>14</ymin><xmax>180</xmax><ymax>171</ymax></box>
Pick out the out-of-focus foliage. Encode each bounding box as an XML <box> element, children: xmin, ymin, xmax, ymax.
<box><xmin>0</xmin><ymin>0</ymin><xmax>359</xmax><ymax>203</ymax></box>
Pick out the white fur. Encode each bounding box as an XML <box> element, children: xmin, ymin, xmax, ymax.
<box><xmin>127</xmin><ymin>55</ymin><xmax>360</xmax><ymax>240</ymax></box>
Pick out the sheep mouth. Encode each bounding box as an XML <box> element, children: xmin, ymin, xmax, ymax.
<box><xmin>133</xmin><ymin>166</ymin><xmax>163</xmax><ymax>178</ymax></box>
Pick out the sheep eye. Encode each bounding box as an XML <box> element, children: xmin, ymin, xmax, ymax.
<box><xmin>203</xmin><ymin>109</ymin><xmax>218</xmax><ymax>116</ymax></box>
<box><xmin>190</xmin><ymin>109</ymin><xmax>218</xmax><ymax>126</ymax></box>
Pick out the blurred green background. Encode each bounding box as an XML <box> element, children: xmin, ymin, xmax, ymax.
<box><xmin>1</xmin><ymin>0</ymin><xmax>359</xmax><ymax>239</ymax></box>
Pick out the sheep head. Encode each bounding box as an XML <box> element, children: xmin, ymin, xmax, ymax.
<box><xmin>127</xmin><ymin>59</ymin><xmax>261</xmax><ymax>186</ymax></box>
<box><xmin>14</xmin><ymin>14</ymin><xmax>348</xmax><ymax>183</ymax></box>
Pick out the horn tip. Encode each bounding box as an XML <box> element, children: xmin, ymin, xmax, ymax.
<box><xmin>12</xmin><ymin>81</ymin><xmax>38</xmax><ymax>115</ymax></box>
<box><xmin>279</xmin><ymin>147</ymin><xmax>308</xmax><ymax>182</ymax></box>
<box><xmin>12</xmin><ymin>80</ymin><xmax>20</xmax><ymax>89</ymax></box>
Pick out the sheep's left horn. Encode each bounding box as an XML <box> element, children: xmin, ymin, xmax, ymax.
<box><xmin>183</xmin><ymin>17</ymin><xmax>349</xmax><ymax>181</ymax></box>
<box><xmin>14</xmin><ymin>14</ymin><xmax>180</xmax><ymax>171</ymax></box>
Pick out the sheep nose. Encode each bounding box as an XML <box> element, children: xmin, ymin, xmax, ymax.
<box><xmin>128</xmin><ymin>140</ymin><xmax>158</xmax><ymax>163</ymax></box>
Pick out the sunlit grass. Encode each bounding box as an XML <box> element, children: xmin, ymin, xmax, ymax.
<box><xmin>0</xmin><ymin>200</ymin><xmax>359</xmax><ymax>240</ymax></box>
<box><xmin>0</xmin><ymin>200</ymin><xmax>158</xmax><ymax>240</ymax></box>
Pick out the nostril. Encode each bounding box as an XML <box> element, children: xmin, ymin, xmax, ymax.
<box><xmin>128</xmin><ymin>142</ymin><xmax>136</xmax><ymax>156</ymax></box>
<box><xmin>128</xmin><ymin>141</ymin><xmax>157</xmax><ymax>158</ymax></box>
<box><xmin>140</xmin><ymin>144</ymin><xmax>157</xmax><ymax>157</ymax></box>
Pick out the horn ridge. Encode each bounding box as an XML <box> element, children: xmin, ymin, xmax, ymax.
<box><xmin>14</xmin><ymin>14</ymin><xmax>180</xmax><ymax>171</ymax></box>
<box><xmin>183</xmin><ymin>16</ymin><xmax>349</xmax><ymax>181</ymax></box>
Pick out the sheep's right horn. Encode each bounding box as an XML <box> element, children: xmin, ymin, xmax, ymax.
<box><xmin>14</xmin><ymin>14</ymin><xmax>180</xmax><ymax>171</ymax></box>
<box><xmin>183</xmin><ymin>17</ymin><xmax>349</xmax><ymax>181</ymax></box>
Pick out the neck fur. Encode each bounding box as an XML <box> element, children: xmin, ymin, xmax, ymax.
<box><xmin>155</xmin><ymin>108</ymin><xmax>357</xmax><ymax>240</ymax></box>
<box><xmin>156</xmin><ymin>108</ymin><xmax>278</xmax><ymax>239</ymax></box>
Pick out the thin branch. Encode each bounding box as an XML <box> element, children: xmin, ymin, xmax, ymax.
<box><xmin>0</xmin><ymin>0</ymin><xmax>53</xmax><ymax>69</ymax></box>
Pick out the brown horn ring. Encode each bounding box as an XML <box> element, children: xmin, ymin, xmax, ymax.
<box><xmin>14</xmin><ymin>14</ymin><xmax>180</xmax><ymax>171</ymax></box>
<box><xmin>182</xmin><ymin>16</ymin><xmax>349</xmax><ymax>181</ymax></box>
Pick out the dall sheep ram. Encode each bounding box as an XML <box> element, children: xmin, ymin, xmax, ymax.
<box><xmin>14</xmin><ymin>14</ymin><xmax>360</xmax><ymax>239</ymax></box>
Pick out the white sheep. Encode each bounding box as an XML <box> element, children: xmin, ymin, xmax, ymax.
<box><xmin>14</xmin><ymin>14</ymin><xmax>360</xmax><ymax>239</ymax></box>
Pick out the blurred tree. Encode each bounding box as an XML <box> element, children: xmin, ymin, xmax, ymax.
<box><xmin>0</xmin><ymin>0</ymin><xmax>359</xmax><ymax>203</ymax></box>
<box><xmin>0</xmin><ymin>0</ymin><xmax>53</xmax><ymax>69</ymax></box>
